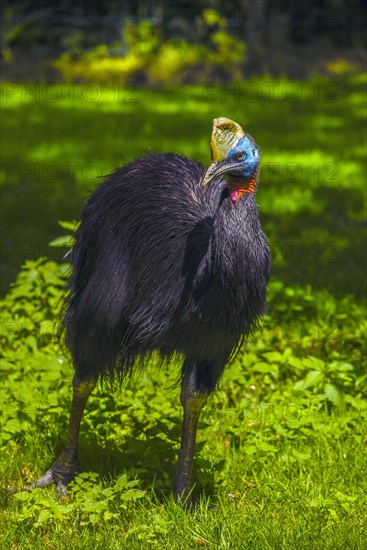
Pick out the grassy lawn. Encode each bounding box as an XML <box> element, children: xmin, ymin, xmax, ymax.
<box><xmin>0</xmin><ymin>76</ymin><xmax>366</xmax><ymax>548</ymax></box>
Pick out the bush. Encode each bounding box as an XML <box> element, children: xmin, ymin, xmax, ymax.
<box><xmin>53</xmin><ymin>13</ymin><xmax>246</xmax><ymax>85</ymax></box>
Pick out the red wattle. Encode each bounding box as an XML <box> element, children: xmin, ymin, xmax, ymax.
<box><xmin>230</xmin><ymin>190</ymin><xmax>239</xmax><ymax>202</ymax></box>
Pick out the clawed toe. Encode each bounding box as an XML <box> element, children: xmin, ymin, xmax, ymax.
<box><xmin>29</xmin><ymin>468</ymin><xmax>57</xmax><ymax>489</ymax></box>
<box><xmin>23</xmin><ymin>461</ymin><xmax>77</xmax><ymax>496</ymax></box>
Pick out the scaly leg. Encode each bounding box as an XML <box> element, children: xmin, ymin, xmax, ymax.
<box><xmin>173</xmin><ymin>367</ymin><xmax>209</xmax><ymax>501</ymax></box>
<box><xmin>28</xmin><ymin>375</ymin><xmax>97</xmax><ymax>496</ymax></box>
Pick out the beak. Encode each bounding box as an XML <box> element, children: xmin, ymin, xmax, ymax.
<box><xmin>202</xmin><ymin>160</ymin><xmax>237</xmax><ymax>187</ymax></box>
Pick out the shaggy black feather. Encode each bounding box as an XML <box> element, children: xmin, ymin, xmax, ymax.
<box><xmin>64</xmin><ymin>153</ymin><xmax>271</xmax><ymax>393</ymax></box>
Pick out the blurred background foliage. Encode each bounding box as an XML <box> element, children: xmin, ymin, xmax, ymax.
<box><xmin>1</xmin><ymin>0</ymin><xmax>366</xmax><ymax>83</ymax></box>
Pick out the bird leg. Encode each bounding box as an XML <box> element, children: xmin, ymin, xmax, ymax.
<box><xmin>28</xmin><ymin>375</ymin><xmax>97</xmax><ymax>496</ymax></box>
<box><xmin>173</xmin><ymin>369</ymin><xmax>209</xmax><ymax>501</ymax></box>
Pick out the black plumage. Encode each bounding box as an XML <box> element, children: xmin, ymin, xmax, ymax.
<box><xmin>29</xmin><ymin>118</ymin><xmax>271</xmax><ymax>500</ymax></box>
<box><xmin>66</xmin><ymin>153</ymin><xmax>270</xmax><ymax>390</ymax></box>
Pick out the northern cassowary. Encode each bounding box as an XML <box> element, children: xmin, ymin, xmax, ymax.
<box><xmin>30</xmin><ymin>117</ymin><xmax>271</xmax><ymax>499</ymax></box>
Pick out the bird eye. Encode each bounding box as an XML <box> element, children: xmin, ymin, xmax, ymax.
<box><xmin>235</xmin><ymin>152</ymin><xmax>245</xmax><ymax>161</ymax></box>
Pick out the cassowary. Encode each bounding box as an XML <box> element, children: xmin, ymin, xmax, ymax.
<box><xmin>30</xmin><ymin>117</ymin><xmax>270</xmax><ymax>500</ymax></box>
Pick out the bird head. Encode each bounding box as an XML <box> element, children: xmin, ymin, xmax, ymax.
<box><xmin>202</xmin><ymin>117</ymin><xmax>260</xmax><ymax>203</ymax></box>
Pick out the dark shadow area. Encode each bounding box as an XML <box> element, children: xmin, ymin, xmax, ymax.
<box><xmin>262</xmin><ymin>184</ymin><xmax>367</xmax><ymax>298</ymax></box>
<box><xmin>46</xmin><ymin>412</ymin><xmax>215</xmax><ymax>499</ymax></box>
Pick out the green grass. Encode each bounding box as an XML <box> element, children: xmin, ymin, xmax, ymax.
<box><xmin>0</xmin><ymin>76</ymin><xmax>366</xmax><ymax>548</ymax></box>
<box><xmin>1</xmin><ymin>76</ymin><xmax>366</xmax><ymax>296</ymax></box>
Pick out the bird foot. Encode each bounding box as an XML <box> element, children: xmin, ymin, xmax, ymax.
<box><xmin>173</xmin><ymin>478</ymin><xmax>194</xmax><ymax>505</ymax></box>
<box><xmin>25</xmin><ymin>459</ymin><xmax>78</xmax><ymax>497</ymax></box>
